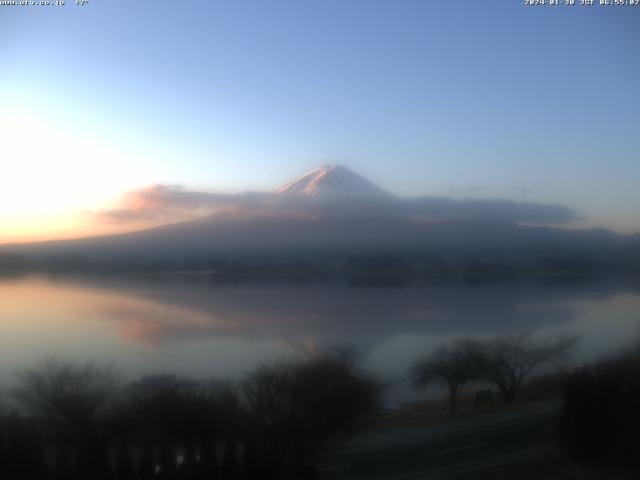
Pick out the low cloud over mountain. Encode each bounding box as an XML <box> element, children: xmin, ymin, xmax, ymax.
<box><xmin>94</xmin><ymin>165</ymin><xmax>579</xmax><ymax>226</ymax></box>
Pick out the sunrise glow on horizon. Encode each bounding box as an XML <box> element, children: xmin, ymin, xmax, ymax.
<box><xmin>2</xmin><ymin>1</ymin><xmax>639</xmax><ymax>244</ymax></box>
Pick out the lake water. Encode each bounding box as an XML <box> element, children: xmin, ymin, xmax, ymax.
<box><xmin>1</xmin><ymin>275</ymin><xmax>639</xmax><ymax>403</ymax></box>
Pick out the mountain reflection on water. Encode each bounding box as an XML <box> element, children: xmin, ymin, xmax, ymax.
<box><xmin>1</xmin><ymin>275</ymin><xmax>639</xmax><ymax>402</ymax></box>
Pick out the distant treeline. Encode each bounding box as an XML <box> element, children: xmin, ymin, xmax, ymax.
<box><xmin>1</xmin><ymin>252</ymin><xmax>638</xmax><ymax>285</ymax></box>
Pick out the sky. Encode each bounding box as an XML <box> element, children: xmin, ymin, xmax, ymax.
<box><xmin>1</xmin><ymin>0</ymin><xmax>639</xmax><ymax>243</ymax></box>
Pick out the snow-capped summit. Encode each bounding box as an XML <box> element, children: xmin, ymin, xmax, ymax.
<box><xmin>276</xmin><ymin>164</ymin><xmax>393</xmax><ymax>198</ymax></box>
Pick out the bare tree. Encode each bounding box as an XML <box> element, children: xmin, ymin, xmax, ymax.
<box><xmin>14</xmin><ymin>359</ymin><xmax>118</xmax><ymax>421</ymax></box>
<box><xmin>13</xmin><ymin>359</ymin><xmax>120</xmax><ymax>479</ymax></box>
<box><xmin>243</xmin><ymin>352</ymin><xmax>380</xmax><ymax>478</ymax></box>
<box><xmin>484</xmin><ymin>332</ymin><xmax>578</xmax><ymax>404</ymax></box>
<box><xmin>14</xmin><ymin>359</ymin><xmax>119</xmax><ymax>426</ymax></box>
<box><xmin>412</xmin><ymin>338</ymin><xmax>488</xmax><ymax>414</ymax></box>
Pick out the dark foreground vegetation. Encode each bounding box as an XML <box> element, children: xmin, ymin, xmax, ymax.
<box><xmin>560</xmin><ymin>347</ymin><xmax>640</xmax><ymax>468</ymax></box>
<box><xmin>0</xmin><ymin>352</ymin><xmax>380</xmax><ymax>480</ymax></box>
<box><xmin>411</xmin><ymin>335</ymin><xmax>640</xmax><ymax>473</ymax></box>
<box><xmin>3</xmin><ymin>335</ymin><xmax>639</xmax><ymax>479</ymax></box>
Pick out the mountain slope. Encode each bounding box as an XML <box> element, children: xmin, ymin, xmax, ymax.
<box><xmin>1</xmin><ymin>165</ymin><xmax>638</xmax><ymax>263</ymax></box>
<box><xmin>2</xmin><ymin>214</ymin><xmax>635</xmax><ymax>260</ymax></box>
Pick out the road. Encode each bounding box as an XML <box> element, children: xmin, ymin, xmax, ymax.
<box><xmin>317</xmin><ymin>412</ymin><xmax>566</xmax><ymax>480</ymax></box>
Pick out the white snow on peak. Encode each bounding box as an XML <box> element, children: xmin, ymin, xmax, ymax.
<box><xmin>276</xmin><ymin>164</ymin><xmax>393</xmax><ymax>198</ymax></box>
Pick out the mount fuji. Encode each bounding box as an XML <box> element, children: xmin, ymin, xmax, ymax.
<box><xmin>276</xmin><ymin>164</ymin><xmax>394</xmax><ymax>198</ymax></box>
<box><xmin>1</xmin><ymin>165</ymin><xmax>638</xmax><ymax>266</ymax></box>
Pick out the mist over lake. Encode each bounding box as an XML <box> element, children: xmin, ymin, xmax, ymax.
<box><xmin>2</xmin><ymin>275</ymin><xmax>638</xmax><ymax>403</ymax></box>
